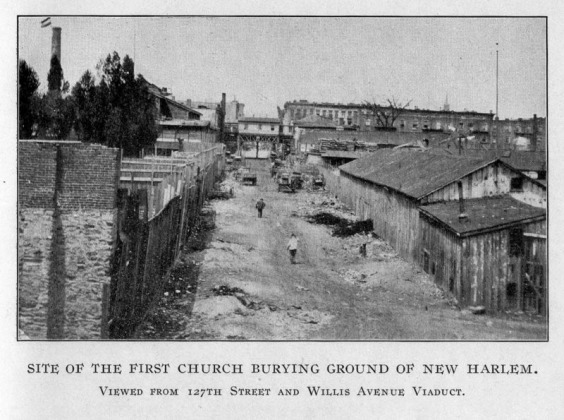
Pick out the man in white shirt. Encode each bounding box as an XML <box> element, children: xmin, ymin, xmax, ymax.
<box><xmin>287</xmin><ymin>233</ymin><xmax>299</xmax><ymax>264</ymax></box>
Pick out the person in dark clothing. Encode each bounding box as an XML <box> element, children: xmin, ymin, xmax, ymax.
<box><xmin>256</xmin><ymin>198</ymin><xmax>266</xmax><ymax>218</ymax></box>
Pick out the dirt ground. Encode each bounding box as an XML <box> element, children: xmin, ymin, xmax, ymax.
<box><xmin>138</xmin><ymin>160</ymin><xmax>547</xmax><ymax>341</ymax></box>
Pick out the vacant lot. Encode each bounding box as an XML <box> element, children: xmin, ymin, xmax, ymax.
<box><xmin>138</xmin><ymin>160</ymin><xmax>546</xmax><ymax>340</ymax></box>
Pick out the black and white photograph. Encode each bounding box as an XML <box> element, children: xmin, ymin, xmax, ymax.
<box><xmin>16</xmin><ymin>16</ymin><xmax>547</xmax><ymax>341</ymax></box>
<box><xmin>4</xmin><ymin>3</ymin><xmax>563</xmax><ymax>419</ymax></box>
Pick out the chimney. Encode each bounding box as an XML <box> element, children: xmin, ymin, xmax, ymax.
<box><xmin>457</xmin><ymin>180</ymin><xmax>468</xmax><ymax>221</ymax></box>
<box><xmin>220</xmin><ymin>93</ymin><xmax>226</xmax><ymax>135</ymax></box>
<box><xmin>51</xmin><ymin>27</ymin><xmax>62</xmax><ymax>62</ymax></box>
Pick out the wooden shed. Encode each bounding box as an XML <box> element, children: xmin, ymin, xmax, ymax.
<box><xmin>335</xmin><ymin>149</ymin><xmax>546</xmax><ymax>264</ymax></box>
<box><xmin>419</xmin><ymin>196</ymin><xmax>546</xmax><ymax>314</ymax></box>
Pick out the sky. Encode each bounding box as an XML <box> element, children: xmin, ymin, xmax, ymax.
<box><xmin>18</xmin><ymin>17</ymin><xmax>546</xmax><ymax>119</ymax></box>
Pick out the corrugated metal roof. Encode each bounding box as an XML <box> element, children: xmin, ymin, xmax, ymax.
<box><xmin>339</xmin><ymin>149</ymin><xmax>496</xmax><ymax>200</ymax></box>
<box><xmin>419</xmin><ymin>196</ymin><xmax>546</xmax><ymax>236</ymax></box>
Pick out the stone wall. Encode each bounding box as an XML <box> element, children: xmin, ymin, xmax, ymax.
<box><xmin>18</xmin><ymin>209</ymin><xmax>116</xmax><ymax>339</ymax></box>
<box><xmin>18</xmin><ymin>141</ymin><xmax>120</xmax><ymax>339</ymax></box>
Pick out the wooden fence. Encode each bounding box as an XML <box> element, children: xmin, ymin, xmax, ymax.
<box><xmin>107</xmin><ymin>145</ymin><xmax>225</xmax><ymax>338</ymax></box>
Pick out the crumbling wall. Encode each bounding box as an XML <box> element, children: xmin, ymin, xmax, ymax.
<box><xmin>18</xmin><ymin>141</ymin><xmax>120</xmax><ymax>340</ymax></box>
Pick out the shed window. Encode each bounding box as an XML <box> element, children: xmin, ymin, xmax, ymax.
<box><xmin>510</xmin><ymin>177</ymin><xmax>524</xmax><ymax>192</ymax></box>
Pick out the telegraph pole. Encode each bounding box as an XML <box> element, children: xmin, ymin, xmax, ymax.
<box><xmin>495</xmin><ymin>42</ymin><xmax>499</xmax><ymax>149</ymax></box>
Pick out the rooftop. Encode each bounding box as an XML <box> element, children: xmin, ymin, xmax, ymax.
<box><xmin>339</xmin><ymin>149</ymin><xmax>497</xmax><ymax>200</ymax></box>
<box><xmin>159</xmin><ymin>119</ymin><xmax>210</xmax><ymax>127</ymax></box>
<box><xmin>284</xmin><ymin>100</ymin><xmax>493</xmax><ymax>116</ymax></box>
<box><xmin>322</xmin><ymin>151</ymin><xmax>368</xmax><ymax>159</ymax></box>
<box><xmin>419</xmin><ymin>196</ymin><xmax>546</xmax><ymax>237</ymax></box>
<box><xmin>239</xmin><ymin>117</ymin><xmax>281</xmax><ymax>124</ymax></box>
<box><xmin>299</xmin><ymin>129</ymin><xmax>450</xmax><ymax>145</ymax></box>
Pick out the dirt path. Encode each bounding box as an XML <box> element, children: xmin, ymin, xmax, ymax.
<box><xmin>138</xmin><ymin>160</ymin><xmax>546</xmax><ymax>340</ymax></box>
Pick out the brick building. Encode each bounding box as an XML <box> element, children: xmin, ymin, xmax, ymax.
<box><xmin>283</xmin><ymin>100</ymin><xmax>495</xmax><ymax>141</ymax></box>
<box><xmin>493</xmin><ymin>116</ymin><xmax>546</xmax><ymax>151</ymax></box>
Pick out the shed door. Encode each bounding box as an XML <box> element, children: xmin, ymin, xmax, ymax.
<box><xmin>522</xmin><ymin>236</ymin><xmax>546</xmax><ymax>315</ymax></box>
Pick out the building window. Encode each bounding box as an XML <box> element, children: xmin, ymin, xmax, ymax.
<box><xmin>400</xmin><ymin>120</ymin><xmax>406</xmax><ymax>128</ymax></box>
<box><xmin>258</xmin><ymin>124</ymin><xmax>262</xmax><ymax>130</ymax></box>
<box><xmin>244</xmin><ymin>124</ymin><xmax>248</xmax><ymax>130</ymax></box>
<box><xmin>271</xmin><ymin>125</ymin><xmax>275</xmax><ymax>131</ymax></box>
<box><xmin>510</xmin><ymin>177</ymin><xmax>524</xmax><ymax>192</ymax></box>
<box><xmin>435</xmin><ymin>121</ymin><xmax>442</xmax><ymax>130</ymax></box>
<box><xmin>412</xmin><ymin>121</ymin><xmax>419</xmax><ymax>130</ymax></box>
<box><xmin>322</xmin><ymin>110</ymin><xmax>327</xmax><ymax>117</ymax></box>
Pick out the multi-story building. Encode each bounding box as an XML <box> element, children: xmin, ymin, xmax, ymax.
<box><xmin>237</xmin><ymin>116</ymin><xmax>282</xmax><ymax>159</ymax></box>
<box><xmin>493</xmin><ymin>116</ymin><xmax>546</xmax><ymax>151</ymax></box>
<box><xmin>283</xmin><ymin>99</ymin><xmax>495</xmax><ymax>142</ymax></box>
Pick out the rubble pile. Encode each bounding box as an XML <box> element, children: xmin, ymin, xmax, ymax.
<box><xmin>319</xmin><ymin>138</ymin><xmax>379</xmax><ymax>153</ymax></box>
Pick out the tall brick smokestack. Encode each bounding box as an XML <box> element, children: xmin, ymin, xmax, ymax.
<box><xmin>51</xmin><ymin>27</ymin><xmax>61</xmax><ymax>62</ymax></box>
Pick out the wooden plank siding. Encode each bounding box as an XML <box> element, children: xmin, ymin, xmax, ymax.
<box><xmin>419</xmin><ymin>214</ymin><xmax>547</xmax><ymax>313</ymax></box>
<box><xmin>424</xmin><ymin>162</ymin><xmax>546</xmax><ymax>208</ymax></box>
<box><xmin>319</xmin><ymin>167</ymin><xmax>421</xmax><ymax>264</ymax></box>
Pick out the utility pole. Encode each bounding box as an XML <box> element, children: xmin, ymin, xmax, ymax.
<box><xmin>495</xmin><ymin>42</ymin><xmax>499</xmax><ymax>149</ymax></box>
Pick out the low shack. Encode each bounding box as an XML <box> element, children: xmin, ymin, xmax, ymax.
<box><xmin>336</xmin><ymin>149</ymin><xmax>546</xmax><ymax>264</ymax></box>
<box><xmin>419</xmin><ymin>196</ymin><xmax>546</xmax><ymax>314</ymax></box>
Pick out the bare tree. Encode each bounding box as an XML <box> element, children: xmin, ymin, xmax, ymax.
<box><xmin>363</xmin><ymin>97</ymin><xmax>412</xmax><ymax>129</ymax></box>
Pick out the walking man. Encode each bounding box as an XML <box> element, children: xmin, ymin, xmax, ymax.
<box><xmin>287</xmin><ymin>233</ymin><xmax>299</xmax><ymax>264</ymax></box>
<box><xmin>256</xmin><ymin>198</ymin><xmax>266</xmax><ymax>218</ymax></box>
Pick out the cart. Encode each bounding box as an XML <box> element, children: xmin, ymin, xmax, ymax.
<box><xmin>277</xmin><ymin>173</ymin><xmax>295</xmax><ymax>193</ymax></box>
<box><xmin>242</xmin><ymin>172</ymin><xmax>258</xmax><ymax>186</ymax></box>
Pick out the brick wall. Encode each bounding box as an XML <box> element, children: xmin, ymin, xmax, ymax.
<box><xmin>18</xmin><ymin>141</ymin><xmax>58</xmax><ymax>208</ymax></box>
<box><xmin>19</xmin><ymin>141</ymin><xmax>121</xmax><ymax>210</ymax></box>
<box><xmin>18</xmin><ymin>140</ymin><xmax>120</xmax><ymax>339</ymax></box>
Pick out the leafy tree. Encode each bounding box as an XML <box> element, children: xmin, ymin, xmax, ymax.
<box><xmin>47</xmin><ymin>55</ymin><xmax>64</xmax><ymax>92</ymax></box>
<box><xmin>18</xmin><ymin>60</ymin><xmax>40</xmax><ymax>139</ymax></box>
<box><xmin>363</xmin><ymin>98</ymin><xmax>412</xmax><ymax>130</ymax></box>
<box><xmin>72</xmin><ymin>52</ymin><xmax>157</xmax><ymax>156</ymax></box>
<box><xmin>72</xmin><ymin>70</ymin><xmax>102</xmax><ymax>142</ymax></box>
<box><xmin>34</xmin><ymin>54</ymin><xmax>74</xmax><ymax>139</ymax></box>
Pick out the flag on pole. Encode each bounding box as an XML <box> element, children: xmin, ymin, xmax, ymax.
<box><xmin>41</xmin><ymin>17</ymin><xmax>51</xmax><ymax>28</ymax></box>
